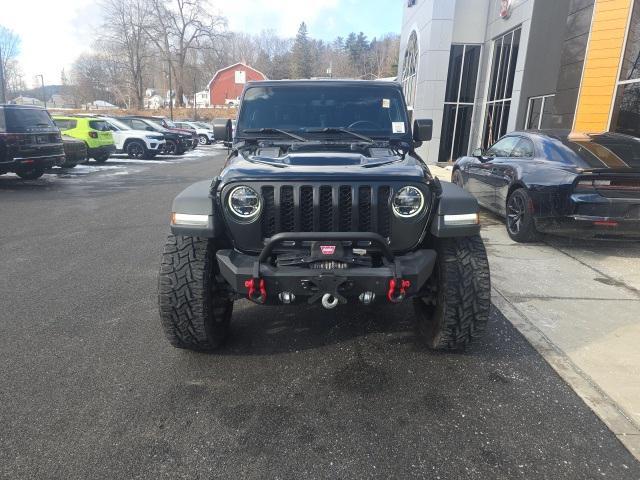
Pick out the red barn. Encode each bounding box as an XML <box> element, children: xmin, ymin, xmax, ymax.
<box><xmin>207</xmin><ymin>63</ymin><xmax>267</xmax><ymax>106</ymax></box>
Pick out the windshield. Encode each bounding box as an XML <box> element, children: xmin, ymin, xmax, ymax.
<box><xmin>5</xmin><ymin>108</ymin><xmax>55</xmax><ymax>130</ymax></box>
<box><xmin>164</xmin><ymin>119</ymin><xmax>177</xmax><ymax>128</ymax></box>
<box><xmin>105</xmin><ymin>118</ymin><xmax>131</xmax><ymax>131</ymax></box>
<box><xmin>237</xmin><ymin>84</ymin><xmax>409</xmax><ymax>140</ymax></box>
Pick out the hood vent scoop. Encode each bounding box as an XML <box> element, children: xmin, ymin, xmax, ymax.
<box><xmin>244</xmin><ymin>149</ymin><xmax>401</xmax><ymax>167</ymax></box>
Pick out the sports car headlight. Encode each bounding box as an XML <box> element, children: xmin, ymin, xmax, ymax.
<box><xmin>392</xmin><ymin>186</ymin><xmax>424</xmax><ymax>218</ymax></box>
<box><xmin>228</xmin><ymin>186</ymin><xmax>261</xmax><ymax>219</ymax></box>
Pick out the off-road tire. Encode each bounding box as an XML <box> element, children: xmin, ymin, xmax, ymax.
<box><xmin>158</xmin><ymin>235</ymin><xmax>233</xmax><ymax>352</ymax></box>
<box><xmin>506</xmin><ymin>188</ymin><xmax>540</xmax><ymax>243</ymax></box>
<box><xmin>414</xmin><ymin>235</ymin><xmax>491</xmax><ymax>351</ymax></box>
<box><xmin>16</xmin><ymin>168</ymin><xmax>45</xmax><ymax>180</ymax></box>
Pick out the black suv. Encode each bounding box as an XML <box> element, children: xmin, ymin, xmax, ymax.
<box><xmin>0</xmin><ymin>105</ymin><xmax>64</xmax><ymax>179</ymax></box>
<box><xmin>130</xmin><ymin>115</ymin><xmax>198</xmax><ymax>150</ymax></box>
<box><xmin>117</xmin><ymin>116</ymin><xmax>190</xmax><ymax>155</ymax></box>
<box><xmin>158</xmin><ymin>80</ymin><xmax>491</xmax><ymax>352</ymax></box>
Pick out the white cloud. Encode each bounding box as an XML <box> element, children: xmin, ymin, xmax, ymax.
<box><xmin>2</xmin><ymin>0</ymin><xmax>97</xmax><ymax>88</ymax></box>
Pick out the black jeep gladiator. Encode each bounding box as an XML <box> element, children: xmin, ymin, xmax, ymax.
<box><xmin>158</xmin><ymin>80</ymin><xmax>490</xmax><ymax>352</ymax></box>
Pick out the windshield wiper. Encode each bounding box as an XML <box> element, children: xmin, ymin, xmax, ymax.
<box><xmin>243</xmin><ymin>128</ymin><xmax>308</xmax><ymax>142</ymax></box>
<box><xmin>304</xmin><ymin>127</ymin><xmax>374</xmax><ymax>144</ymax></box>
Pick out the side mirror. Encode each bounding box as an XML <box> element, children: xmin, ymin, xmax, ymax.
<box><xmin>413</xmin><ymin>119</ymin><xmax>433</xmax><ymax>142</ymax></box>
<box><xmin>213</xmin><ymin>118</ymin><xmax>232</xmax><ymax>143</ymax></box>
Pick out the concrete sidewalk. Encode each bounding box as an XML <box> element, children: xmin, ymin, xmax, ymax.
<box><xmin>430</xmin><ymin>164</ymin><xmax>640</xmax><ymax>459</ymax></box>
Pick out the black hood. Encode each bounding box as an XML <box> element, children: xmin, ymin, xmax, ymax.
<box><xmin>217</xmin><ymin>147</ymin><xmax>430</xmax><ymax>186</ymax></box>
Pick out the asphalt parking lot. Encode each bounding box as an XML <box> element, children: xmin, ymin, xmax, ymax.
<box><xmin>1</xmin><ymin>148</ymin><xmax>639</xmax><ymax>479</ymax></box>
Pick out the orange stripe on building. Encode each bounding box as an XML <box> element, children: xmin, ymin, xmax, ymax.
<box><xmin>574</xmin><ymin>0</ymin><xmax>634</xmax><ymax>133</ymax></box>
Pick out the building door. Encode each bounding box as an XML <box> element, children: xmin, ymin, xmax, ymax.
<box><xmin>482</xmin><ymin>27</ymin><xmax>522</xmax><ymax>148</ymax></box>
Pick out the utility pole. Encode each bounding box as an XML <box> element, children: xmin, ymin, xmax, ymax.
<box><xmin>37</xmin><ymin>74</ymin><xmax>46</xmax><ymax>108</ymax></box>
<box><xmin>0</xmin><ymin>48</ymin><xmax>6</xmax><ymax>104</ymax></box>
<box><xmin>193</xmin><ymin>76</ymin><xmax>197</xmax><ymax>120</ymax></box>
<box><xmin>167</xmin><ymin>62</ymin><xmax>173</xmax><ymax>121</ymax></box>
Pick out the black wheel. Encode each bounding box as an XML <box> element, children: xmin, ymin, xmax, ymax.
<box><xmin>16</xmin><ymin>168</ymin><xmax>45</xmax><ymax>180</ymax></box>
<box><xmin>164</xmin><ymin>140</ymin><xmax>177</xmax><ymax>155</ymax></box>
<box><xmin>452</xmin><ymin>169</ymin><xmax>464</xmax><ymax>187</ymax></box>
<box><xmin>61</xmin><ymin>162</ymin><xmax>77</xmax><ymax>169</ymax></box>
<box><xmin>126</xmin><ymin>140</ymin><xmax>146</xmax><ymax>159</ymax></box>
<box><xmin>198</xmin><ymin>134</ymin><xmax>209</xmax><ymax>145</ymax></box>
<box><xmin>158</xmin><ymin>235</ymin><xmax>233</xmax><ymax>352</ymax></box>
<box><xmin>414</xmin><ymin>235</ymin><xmax>491</xmax><ymax>351</ymax></box>
<box><xmin>93</xmin><ymin>153</ymin><xmax>110</xmax><ymax>163</ymax></box>
<box><xmin>506</xmin><ymin>188</ymin><xmax>540</xmax><ymax>243</ymax></box>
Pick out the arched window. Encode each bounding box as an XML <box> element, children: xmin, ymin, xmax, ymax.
<box><xmin>401</xmin><ymin>31</ymin><xmax>419</xmax><ymax>107</ymax></box>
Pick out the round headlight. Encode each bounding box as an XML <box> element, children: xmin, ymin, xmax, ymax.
<box><xmin>228</xmin><ymin>186</ymin><xmax>261</xmax><ymax>219</ymax></box>
<box><xmin>392</xmin><ymin>186</ymin><xmax>424</xmax><ymax>218</ymax></box>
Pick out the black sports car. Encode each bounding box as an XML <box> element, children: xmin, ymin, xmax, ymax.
<box><xmin>452</xmin><ymin>130</ymin><xmax>640</xmax><ymax>242</ymax></box>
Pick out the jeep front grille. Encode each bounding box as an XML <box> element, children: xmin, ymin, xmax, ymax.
<box><xmin>260</xmin><ymin>184</ymin><xmax>392</xmax><ymax>239</ymax></box>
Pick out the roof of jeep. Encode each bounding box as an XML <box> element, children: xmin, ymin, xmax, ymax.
<box><xmin>244</xmin><ymin>79</ymin><xmax>401</xmax><ymax>88</ymax></box>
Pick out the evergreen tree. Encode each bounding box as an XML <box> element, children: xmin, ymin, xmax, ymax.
<box><xmin>290</xmin><ymin>22</ymin><xmax>313</xmax><ymax>79</ymax></box>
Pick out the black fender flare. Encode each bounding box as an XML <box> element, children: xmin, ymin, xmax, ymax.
<box><xmin>170</xmin><ymin>180</ymin><xmax>218</xmax><ymax>238</ymax></box>
<box><xmin>430</xmin><ymin>181</ymin><xmax>481</xmax><ymax>238</ymax></box>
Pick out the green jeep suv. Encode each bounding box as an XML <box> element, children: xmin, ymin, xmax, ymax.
<box><xmin>52</xmin><ymin>116</ymin><xmax>116</xmax><ymax>162</ymax></box>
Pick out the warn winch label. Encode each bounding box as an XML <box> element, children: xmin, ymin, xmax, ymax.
<box><xmin>320</xmin><ymin>245</ymin><xmax>336</xmax><ymax>255</ymax></box>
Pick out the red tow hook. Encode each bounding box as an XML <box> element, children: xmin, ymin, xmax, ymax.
<box><xmin>244</xmin><ymin>278</ymin><xmax>267</xmax><ymax>304</ymax></box>
<box><xmin>387</xmin><ymin>278</ymin><xmax>411</xmax><ymax>303</ymax></box>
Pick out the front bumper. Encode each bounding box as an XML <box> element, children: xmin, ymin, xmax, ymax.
<box><xmin>216</xmin><ymin>232</ymin><xmax>437</xmax><ymax>305</ymax></box>
<box><xmin>145</xmin><ymin>140</ymin><xmax>166</xmax><ymax>151</ymax></box>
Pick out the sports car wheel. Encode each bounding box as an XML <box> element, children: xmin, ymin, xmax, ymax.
<box><xmin>506</xmin><ymin>188</ymin><xmax>540</xmax><ymax>243</ymax></box>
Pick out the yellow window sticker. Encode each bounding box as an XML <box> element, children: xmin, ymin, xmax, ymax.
<box><xmin>382</xmin><ymin>99</ymin><xmax>391</xmax><ymax>109</ymax></box>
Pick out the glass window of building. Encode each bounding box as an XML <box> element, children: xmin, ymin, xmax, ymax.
<box><xmin>401</xmin><ymin>31</ymin><xmax>419</xmax><ymax>107</ymax></box>
<box><xmin>526</xmin><ymin>94</ymin><xmax>556</xmax><ymax>129</ymax></box>
<box><xmin>438</xmin><ymin>44</ymin><xmax>481</xmax><ymax>162</ymax></box>
<box><xmin>483</xmin><ymin>27</ymin><xmax>522</xmax><ymax>148</ymax></box>
<box><xmin>611</xmin><ymin>0</ymin><xmax>639</xmax><ymax>137</ymax></box>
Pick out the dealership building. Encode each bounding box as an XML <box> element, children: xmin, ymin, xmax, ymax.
<box><xmin>398</xmin><ymin>0</ymin><xmax>640</xmax><ymax>163</ymax></box>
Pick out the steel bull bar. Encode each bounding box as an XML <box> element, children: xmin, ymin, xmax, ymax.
<box><xmin>215</xmin><ymin>232</ymin><xmax>437</xmax><ymax>308</ymax></box>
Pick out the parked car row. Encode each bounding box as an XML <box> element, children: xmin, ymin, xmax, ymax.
<box><xmin>452</xmin><ymin>130</ymin><xmax>640</xmax><ymax>242</ymax></box>
<box><xmin>1</xmin><ymin>104</ymin><xmax>230</xmax><ymax>179</ymax></box>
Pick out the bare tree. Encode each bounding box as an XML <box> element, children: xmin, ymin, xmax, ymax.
<box><xmin>0</xmin><ymin>25</ymin><xmax>21</xmax><ymax>103</ymax></box>
<box><xmin>144</xmin><ymin>0</ymin><xmax>226</xmax><ymax>106</ymax></box>
<box><xmin>99</xmin><ymin>0</ymin><xmax>151</xmax><ymax>108</ymax></box>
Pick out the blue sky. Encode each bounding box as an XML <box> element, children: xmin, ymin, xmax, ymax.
<box><xmin>226</xmin><ymin>0</ymin><xmax>404</xmax><ymax>41</ymax></box>
<box><xmin>2</xmin><ymin>0</ymin><xmax>404</xmax><ymax>88</ymax></box>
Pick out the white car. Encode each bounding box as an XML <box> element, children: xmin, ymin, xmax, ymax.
<box><xmin>174</xmin><ymin>121</ymin><xmax>215</xmax><ymax>145</ymax></box>
<box><xmin>100</xmin><ymin>116</ymin><xmax>166</xmax><ymax>159</ymax></box>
